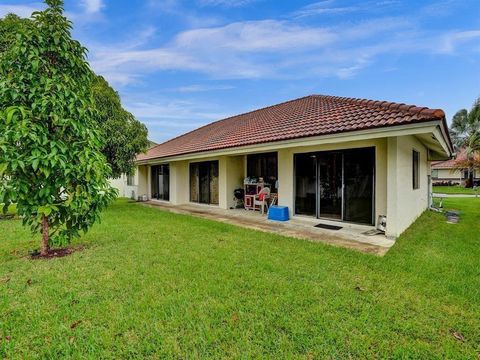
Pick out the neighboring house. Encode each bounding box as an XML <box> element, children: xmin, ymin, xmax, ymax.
<box><xmin>431</xmin><ymin>147</ymin><xmax>479</xmax><ymax>185</ymax></box>
<box><xmin>134</xmin><ymin>95</ymin><xmax>453</xmax><ymax>238</ymax></box>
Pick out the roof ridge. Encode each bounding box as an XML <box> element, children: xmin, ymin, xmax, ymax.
<box><xmin>142</xmin><ymin>94</ymin><xmax>315</xmax><ymax>154</ymax></box>
<box><xmin>311</xmin><ymin>94</ymin><xmax>446</xmax><ymax>119</ymax></box>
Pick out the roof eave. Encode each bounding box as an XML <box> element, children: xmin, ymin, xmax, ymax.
<box><xmin>136</xmin><ymin>120</ymin><xmax>448</xmax><ymax>165</ymax></box>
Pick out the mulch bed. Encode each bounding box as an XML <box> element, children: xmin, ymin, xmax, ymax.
<box><xmin>30</xmin><ymin>246</ymin><xmax>84</xmax><ymax>260</ymax></box>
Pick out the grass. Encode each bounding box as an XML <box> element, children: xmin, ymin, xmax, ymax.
<box><xmin>433</xmin><ymin>185</ymin><xmax>479</xmax><ymax>195</ymax></box>
<box><xmin>1</xmin><ymin>198</ymin><xmax>479</xmax><ymax>358</ymax></box>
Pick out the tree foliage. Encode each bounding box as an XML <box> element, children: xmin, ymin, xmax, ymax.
<box><xmin>450</xmin><ymin>97</ymin><xmax>480</xmax><ymax>187</ymax></box>
<box><xmin>0</xmin><ymin>14</ymin><xmax>32</xmax><ymax>54</ymax></box>
<box><xmin>92</xmin><ymin>76</ymin><xmax>149</xmax><ymax>178</ymax></box>
<box><xmin>450</xmin><ymin>97</ymin><xmax>480</xmax><ymax>151</ymax></box>
<box><xmin>0</xmin><ymin>0</ymin><xmax>116</xmax><ymax>254</ymax></box>
<box><xmin>0</xmin><ymin>11</ymin><xmax>149</xmax><ymax>179</ymax></box>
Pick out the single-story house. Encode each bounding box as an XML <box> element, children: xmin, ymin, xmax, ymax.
<box><xmin>431</xmin><ymin>147</ymin><xmax>479</xmax><ymax>185</ymax></box>
<box><xmin>133</xmin><ymin>95</ymin><xmax>453</xmax><ymax>238</ymax></box>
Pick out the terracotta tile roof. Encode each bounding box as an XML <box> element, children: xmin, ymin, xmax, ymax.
<box><xmin>432</xmin><ymin>148</ymin><xmax>467</xmax><ymax>169</ymax></box>
<box><xmin>138</xmin><ymin>94</ymin><xmax>449</xmax><ymax>161</ymax></box>
<box><xmin>431</xmin><ymin>158</ymin><xmax>458</xmax><ymax>169</ymax></box>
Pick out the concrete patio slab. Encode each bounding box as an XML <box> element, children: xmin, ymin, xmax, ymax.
<box><xmin>142</xmin><ymin>200</ymin><xmax>395</xmax><ymax>256</ymax></box>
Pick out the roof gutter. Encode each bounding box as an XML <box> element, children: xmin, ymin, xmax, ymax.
<box><xmin>438</xmin><ymin>116</ymin><xmax>454</xmax><ymax>156</ymax></box>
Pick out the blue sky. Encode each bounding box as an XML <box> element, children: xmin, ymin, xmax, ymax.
<box><xmin>1</xmin><ymin>0</ymin><xmax>480</xmax><ymax>143</ymax></box>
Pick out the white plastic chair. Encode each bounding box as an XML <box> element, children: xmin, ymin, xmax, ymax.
<box><xmin>254</xmin><ymin>187</ymin><xmax>271</xmax><ymax>215</ymax></box>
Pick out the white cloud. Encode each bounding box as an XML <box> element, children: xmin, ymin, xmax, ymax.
<box><xmin>336</xmin><ymin>57</ymin><xmax>371</xmax><ymax>79</ymax></box>
<box><xmin>438</xmin><ymin>30</ymin><xmax>480</xmax><ymax>54</ymax></box>
<box><xmin>124</xmin><ymin>98</ymin><xmax>230</xmax><ymax>121</ymax></box>
<box><xmin>0</xmin><ymin>3</ymin><xmax>44</xmax><ymax>18</ymax></box>
<box><xmin>176</xmin><ymin>84</ymin><xmax>235</xmax><ymax>92</ymax></box>
<box><xmin>174</xmin><ymin>20</ymin><xmax>335</xmax><ymax>52</ymax></box>
<box><xmin>291</xmin><ymin>0</ymin><xmax>409</xmax><ymax>19</ymax></box>
<box><xmin>86</xmin><ymin>5</ymin><xmax>480</xmax><ymax>87</ymax></box>
<box><xmin>89</xmin><ymin>19</ymin><xmax>338</xmax><ymax>83</ymax></box>
<box><xmin>293</xmin><ymin>1</ymin><xmax>359</xmax><ymax>18</ymax></box>
<box><xmin>122</xmin><ymin>97</ymin><xmax>234</xmax><ymax>142</ymax></box>
<box><xmin>198</xmin><ymin>0</ymin><xmax>257</xmax><ymax>7</ymax></box>
<box><xmin>89</xmin><ymin>17</ymin><xmax>414</xmax><ymax>84</ymax></box>
<box><xmin>81</xmin><ymin>0</ymin><xmax>104</xmax><ymax>14</ymax></box>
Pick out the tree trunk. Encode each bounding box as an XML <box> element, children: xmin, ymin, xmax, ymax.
<box><xmin>41</xmin><ymin>215</ymin><xmax>50</xmax><ymax>256</ymax></box>
<box><xmin>467</xmin><ymin>169</ymin><xmax>474</xmax><ymax>188</ymax></box>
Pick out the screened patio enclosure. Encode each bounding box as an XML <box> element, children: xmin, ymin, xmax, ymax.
<box><xmin>294</xmin><ymin>147</ymin><xmax>375</xmax><ymax>225</ymax></box>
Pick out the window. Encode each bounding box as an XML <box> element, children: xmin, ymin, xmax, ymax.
<box><xmin>431</xmin><ymin>169</ymin><xmax>438</xmax><ymax>179</ymax></box>
<box><xmin>127</xmin><ymin>173</ymin><xmax>135</xmax><ymax>186</ymax></box>
<box><xmin>247</xmin><ymin>152</ymin><xmax>278</xmax><ymax>192</ymax></box>
<box><xmin>412</xmin><ymin>150</ymin><xmax>420</xmax><ymax>189</ymax></box>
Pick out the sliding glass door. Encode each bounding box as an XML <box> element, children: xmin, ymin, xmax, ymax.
<box><xmin>318</xmin><ymin>152</ymin><xmax>343</xmax><ymax>220</ymax></box>
<box><xmin>294</xmin><ymin>154</ymin><xmax>316</xmax><ymax>215</ymax></box>
<box><xmin>190</xmin><ymin>161</ymin><xmax>219</xmax><ymax>205</ymax></box>
<box><xmin>294</xmin><ymin>147</ymin><xmax>375</xmax><ymax>225</ymax></box>
<box><xmin>343</xmin><ymin>148</ymin><xmax>375</xmax><ymax>224</ymax></box>
<box><xmin>151</xmin><ymin>164</ymin><xmax>169</xmax><ymax>201</ymax></box>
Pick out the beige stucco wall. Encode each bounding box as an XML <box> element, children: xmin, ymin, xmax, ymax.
<box><xmin>386</xmin><ymin>135</ymin><xmax>429</xmax><ymax>238</ymax></box>
<box><xmin>435</xmin><ymin>168</ymin><xmax>463</xmax><ymax>180</ymax></box>
<box><xmin>169</xmin><ymin>161</ymin><xmax>189</xmax><ymax>205</ymax></box>
<box><xmin>155</xmin><ymin>156</ymin><xmax>244</xmax><ymax>208</ymax></box>
<box><xmin>438</xmin><ymin>168</ymin><xmax>461</xmax><ymax>179</ymax></box>
<box><xmin>219</xmin><ymin>155</ymin><xmax>245</xmax><ymax>209</ymax></box>
<box><xmin>277</xmin><ymin>138</ymin><xmax>388</xmax><ymax>226</ymax></box>
<box><xmin>136</xmin><ymin>165</ymin><xmax>149</xmax><ymax>198</ymax></box>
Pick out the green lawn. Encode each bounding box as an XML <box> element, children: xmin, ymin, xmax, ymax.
<box><xmin>433</xmin><ymin>185</ymin><xmax>479</xmax><ymax>195</ymax></box>
<box><xmin>1</xmin><ymin>199</ymin><xmax>479</xmax><ymax>358</ymax></box>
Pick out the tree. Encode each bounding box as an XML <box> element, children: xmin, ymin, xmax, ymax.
<box><xmin>0</xmin><ymin>0</ymin><xmax>117</xmax><ymax>255</ymax></box>
<box><xmin>92</xmin><ymin>76</ymin><xmax>149</xmax><ymax>178</ymax></box>
<box><xmin>0</xmin><ymin>14</ymin><xmax>149</xmax><ymax>179</ymax></box>
<box><xmin>450</xmin><ymin>97</ymin><xmax>480</xmax><ymax>187</ymax></box>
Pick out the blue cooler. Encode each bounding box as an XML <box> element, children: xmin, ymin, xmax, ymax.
<box><xmin>268</xmin><ymin>206</ymin><xmax>289</xmax><ymax>221</ymax></box>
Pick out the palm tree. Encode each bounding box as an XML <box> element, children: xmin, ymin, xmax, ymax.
<box><xmin>450</xmin><ymin>97</ymin><xmax>480</xmax><ymax>187</ymax></box>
